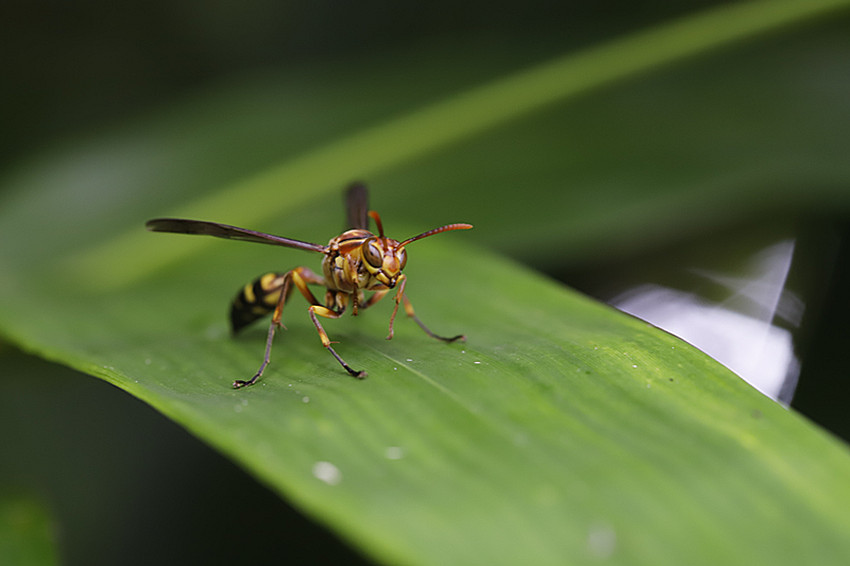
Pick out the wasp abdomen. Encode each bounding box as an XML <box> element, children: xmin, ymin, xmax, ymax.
<box><xmin>230</xmin><ymin>272</ymin><xmax>287</xmax><ymax>334</ymax></box>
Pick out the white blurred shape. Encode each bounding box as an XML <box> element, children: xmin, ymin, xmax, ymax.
<box><xmin>611</xmin><ymin>240</ymin><xmax>800</xmax><ymax>403</ymax></box>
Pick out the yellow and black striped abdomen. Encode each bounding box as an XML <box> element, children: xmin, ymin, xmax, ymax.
<box><xmin>230</xmin><ymin>272</ymin><xmax>286</xmax><ymax>333</ymax></box>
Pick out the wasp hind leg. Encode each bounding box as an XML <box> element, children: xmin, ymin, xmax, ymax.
<box><xmin>233</xmin><ymin>321</ymin><xmax>279</xmax><ymax>389</ymax></box>
<box><xmin>233</xmin><ymin>267</ymin><xmax>328</xmax><ymax>388</ymax></box>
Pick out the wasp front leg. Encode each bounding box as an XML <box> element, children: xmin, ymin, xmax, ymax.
<box><xmin>387</xmin><ymin>275</ymin><xmax>465</xmax><ymax>343</ymax></box>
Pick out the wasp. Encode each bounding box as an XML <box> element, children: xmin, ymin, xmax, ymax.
<box><xmin>146</xmin><ymin>183</ymin><xmax>472</xmax><ymax>388</ymax></box>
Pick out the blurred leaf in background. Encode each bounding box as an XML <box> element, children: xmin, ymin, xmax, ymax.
<box><xmin>0</xmin><ymin>493</ymin><xmax>58</xmax><ymax>566</ymax></box>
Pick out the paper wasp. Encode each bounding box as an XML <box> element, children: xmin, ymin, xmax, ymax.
<box><xmin>146</xmin><ymin>183</ymin><xmax>472</xmax><ymax>388</ymax></box>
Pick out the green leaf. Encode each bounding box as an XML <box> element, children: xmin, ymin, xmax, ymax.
<box><xmin>0</xmin><ymin>495</ymin><xmax>58</xmax><ymax>566</ymax></box>
<box><xmin>2</xmin><ymin>1</ymin><xmax>850</xmax><ymax>564</ymax></box>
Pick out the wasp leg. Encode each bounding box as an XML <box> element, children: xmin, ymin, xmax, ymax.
<box><xmin>233</xmin><ymin>267</ymin><xmax>326</xmax><ymax>389</ymax></box>
<box><xmin>294</xmin><ymin>270</ymin><xmax>365</xmax><ymax>378</ymax></box>
<box><xmin>387</xmin><ymin>274</ymin><xmax>465</xmax><ymax>342</ymax></box>
<box><xmin>233</xmin><ymin>322</ymin><xmax>279</xmax><ymax>389</ymax></box>
<box><xmin>280</xmin><ymin>267</ymin><xmax>365</xmax><ymax>379</ymax></box>
<box><xmin>308</xmin><ymin>305</ymin><xmax>366</xmax><ymax>379</ymax></box>
<box><xmin>359</xmin><ymin>288</ymin><xmax>389</xmax><ymax>311</ymax></box>
<box><xmin>404</xmin><ymin>294</ymin><xmax>465</xmax><ymax>342</ymax></box>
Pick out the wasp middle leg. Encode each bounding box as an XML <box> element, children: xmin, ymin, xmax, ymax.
<box><xmin>233</xmin><ymin>266</ymin><xmax>365</xmax><ymax>388</ymax></box>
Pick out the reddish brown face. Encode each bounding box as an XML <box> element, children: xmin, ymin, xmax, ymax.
<box><xmin>361</xmin><ymin>236</ymin><xmax>408</xmax><ymax>287</ymax></box>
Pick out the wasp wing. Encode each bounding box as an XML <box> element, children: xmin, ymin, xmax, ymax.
<box><xmin>145</xmin><ymin>218</ymin><xmax>326</xmax><ymax>253</ymax></box>
<box><xmin>345</xmin><ymin>182</ymin><xmax>370</xmax><ymax>230</ymax></box>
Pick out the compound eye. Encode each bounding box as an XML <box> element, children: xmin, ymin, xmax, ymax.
<box><xmin>363</xmin><ymin>238</ymin><xmax>383</xmax><ymax>268</ymax></box>
<box><xmin>397</xmin><ymin>248</ymin><xmax>407</xmax><ymax>270</ymax></box>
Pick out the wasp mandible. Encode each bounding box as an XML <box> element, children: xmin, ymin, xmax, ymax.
<box><xmin>146</xmin><ymin>183</ymin><xmax>472</xmax><ymax>388</ymax></box>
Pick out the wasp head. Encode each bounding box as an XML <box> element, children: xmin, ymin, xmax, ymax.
<box><xmin>360</xmin><ymin>210</ymin><xmax>472</xmax><ymax>288</ymax></box>
<box><xmin>361</xmin><ymin>236</ymin><xmax>407</xmax><ymax>287</ymax></box>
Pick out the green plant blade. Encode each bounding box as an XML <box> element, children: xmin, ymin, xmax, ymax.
<box><xmin>3</xmin><ymin>231</ymin><xmax>850</xmax><ymax>564</ymax></box>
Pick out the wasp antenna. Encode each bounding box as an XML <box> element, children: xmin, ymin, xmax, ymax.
<box><xmin>400</xmin><ymin>223</ymin><xmax>473</xmax><ymax>247</ymax></box>
<box><xmin>368</xmin><ymin>210</ymin><xmax>385</xmax><ymax>238</ymax></box>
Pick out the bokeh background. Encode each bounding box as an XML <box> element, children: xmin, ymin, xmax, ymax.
<box><xmin>2</xmin><ymin>1</ymin><xmax>849</xmax><ymax>563</ymax></box>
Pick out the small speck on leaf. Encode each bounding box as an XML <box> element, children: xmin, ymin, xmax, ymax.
<box><xmin>312</xmin><ymin>461</ymin><xmax>342</xmax><ymax>485</ymax></box>
<box><xmin>385</xmin><ymin>446</ymin><xmax>404</xmax><ymax>460</ymax></box>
